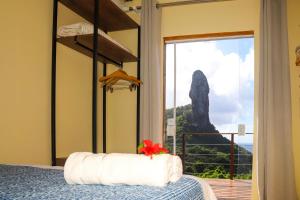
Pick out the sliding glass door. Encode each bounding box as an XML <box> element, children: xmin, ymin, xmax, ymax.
<box><xmin>164</xmin><ymin>35</ymin><xmax>254</xmax><ymax>180</ymax></box>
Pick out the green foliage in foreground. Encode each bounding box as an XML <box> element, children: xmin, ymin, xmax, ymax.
<box><xmin>165</xmin><ymin>104</ymin><xmax>253</xmax><ymax>180</ymax></box>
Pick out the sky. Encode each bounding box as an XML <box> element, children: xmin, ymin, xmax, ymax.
<box><xmin>165</xmin><ymin>37</ymin><xmax>254</xmax><ymax>144</ymax></box>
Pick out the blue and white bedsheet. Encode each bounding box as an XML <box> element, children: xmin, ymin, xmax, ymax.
<box><xmin>0</xmin><ymin>165</ymin><xmax>210</xmax><ymax>200</ymax></box>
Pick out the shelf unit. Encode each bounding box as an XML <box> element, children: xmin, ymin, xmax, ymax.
<box><xmin>51</xmin><ymin>0</ymin><xmax>141</xmax><ymax>166</ymax></box>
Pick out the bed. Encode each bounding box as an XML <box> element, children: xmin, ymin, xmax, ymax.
<box><xmin>0</xmin><ymin>164</ymin><xmax>216</xmax><ymax>200</ymax></box>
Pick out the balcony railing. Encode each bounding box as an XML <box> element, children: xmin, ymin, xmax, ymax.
<box><xmin>181</xmin><ymin>132</ymin><xmax>253</xmax><ymax>180</ymax></box>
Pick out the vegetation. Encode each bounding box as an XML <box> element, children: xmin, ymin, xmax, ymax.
<box><xmin>165</xmin><ymin>104</ymin><xmax>253</xmax><ymax>180</ymax></box>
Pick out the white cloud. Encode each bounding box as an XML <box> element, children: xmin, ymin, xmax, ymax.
<box><xmin>166</xmin><ymin>40</ymin><xmax>254</xmax><ymax>134</ymax></box>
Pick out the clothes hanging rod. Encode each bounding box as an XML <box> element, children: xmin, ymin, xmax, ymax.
<box><xmin>124</xmin><ymin>0</ymin><xmax>233</xmax><ymax>12</ymax></box>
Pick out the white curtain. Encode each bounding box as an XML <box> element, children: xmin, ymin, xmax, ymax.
<box><xmin>140</xmin><ymin>0</ymin><xmax>163</xmax><ymax>143</ymax></box>
<box><xmin>257</xmin><ymin>0</ymin><xmax>297</xmax><ymax>199</ymax></box>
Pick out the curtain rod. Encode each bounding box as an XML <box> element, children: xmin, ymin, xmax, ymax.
<box><xmin>125</xmin><ymin>0</ymin><xmax>233</xmax><ymax>11</ymax></box>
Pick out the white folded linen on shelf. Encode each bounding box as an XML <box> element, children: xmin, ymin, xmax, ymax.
<box><xmin>64</xmin><ymin>152</ymin><xmax>183</xmax><ymax>187</ymax></box>
<box><xmin>110</xmin><ymin>0</ymin><xmax>139</xmax><ymax>13</ymax></box>
<box><xmin>57</xmin><ymin>22</ymin><xmax>132</xmax><ymax>53</ymax></box>
<box><xmin>57</xmin><ymin>22</ymin><xmax>94</xmax><ymax>37</ymax></box>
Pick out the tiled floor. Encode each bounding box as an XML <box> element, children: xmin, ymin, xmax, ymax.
<box><xmin>206</xmin><ymin>179</ymin><xmax>252</xmax><ymax>200</ymax></box>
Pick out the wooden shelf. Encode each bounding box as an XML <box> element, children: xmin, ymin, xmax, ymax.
<box><xmin>59</xmin><ymin>0</ymin><xmax>139</xmax><ymax>32</ymax></box>
<box><xmin>57</xmin><ymin>34</ymin><xmax>137</xmax><ymax>65</ymax></box>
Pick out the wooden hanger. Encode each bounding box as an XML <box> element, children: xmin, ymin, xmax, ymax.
<box><xmin>99</xmin><ymin>69</ymin><xmax>142</xmax><ymax>92</ymax></box>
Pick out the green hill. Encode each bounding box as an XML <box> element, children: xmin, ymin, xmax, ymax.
<box><xmin>165</xmin><ymin>104</ymin><xmax>253</xmax><ymax>179</ymax></box>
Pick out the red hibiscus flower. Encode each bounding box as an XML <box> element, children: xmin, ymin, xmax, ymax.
<box><xmin>138</xmin><ymin>140</ymin><xmax>169</xmax><ymax>158</ymax></box>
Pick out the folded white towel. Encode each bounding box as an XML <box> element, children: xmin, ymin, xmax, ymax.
<box><xmin>64</xmin><ymin>152</ymin><xmax>182</xmax><ymax>187</ymax></box>
<box><xmin>57</xmin><ymin>22</ymin><xmax>95</xmax><ymax>37</ymax></box>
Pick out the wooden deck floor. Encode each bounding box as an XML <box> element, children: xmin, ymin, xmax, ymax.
<box><xmin>205</xmin><ymin>179</ymin><xmax>252</xmax><ymax>200</ymax></box>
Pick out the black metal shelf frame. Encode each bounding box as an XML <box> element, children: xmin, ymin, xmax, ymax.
<box><xmin>51</xmin><ymin>0</ymin><xmax>141</xmax><ymax>165</ymax></box>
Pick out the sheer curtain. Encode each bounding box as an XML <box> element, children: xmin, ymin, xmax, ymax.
<box><xmin>140</xmin><ymin>0</ymin><xmax>163</xmax><ymax>143</ymax></box>
<box><xmin>257</xmin><ymin>0</ymin><xmax>297</xmax><ymax>199</ymax></box>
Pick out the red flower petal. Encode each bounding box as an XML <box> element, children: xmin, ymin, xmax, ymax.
<box><xmin>138</xmin><ymin>139</ymin><xmax>169</xmax><ymax>157</ymax></box>
<box><xmin>143</xmin><ymin>140</ymin><xmax>153</xmax><ymax>147</ymax></box>
<box><xmin>152</xmin><ymin>144</ymin><xmax>160</xmax><ymax>154</ymax></box>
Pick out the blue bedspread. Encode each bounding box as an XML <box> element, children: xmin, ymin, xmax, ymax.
<box><xmin>0</xmin><ymin>165</ymin><xmax>204</xmax><ymax>200</ymax></box>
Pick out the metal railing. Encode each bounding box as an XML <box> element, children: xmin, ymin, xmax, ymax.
<box><xmin>181</xmin><ymin>132</ymin><xmax>253</xmax><ymax>180</ymax></box>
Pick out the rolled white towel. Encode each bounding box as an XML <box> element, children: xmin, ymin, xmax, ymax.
<box><xmin>64</xmin><ymin>152</ymin><xmax>106</xmax><ymax>184</ymax></box>
<box><xmin>170</xmin><ymin>155</ymin><xmax>183</xmax><ymax>182</ymax></box>
<box><xmin>101</xmin><ymin>153</ymin><xmax>176</xmax><ymax>187</ymax></box>
<box><xmin>64</xmin><ymin>152</ymin><xmax>183</xmax><ymax>187</ymax></box>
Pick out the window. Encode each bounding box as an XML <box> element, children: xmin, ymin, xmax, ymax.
<box><xmin>164</xmin><ymin>32</ymin><xmax>254</xmax><ymax>179</ymax></box>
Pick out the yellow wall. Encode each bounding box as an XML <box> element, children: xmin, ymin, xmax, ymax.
<box><xmin>0</xmin><ymin>0</ymin><xmax>53</xmax><ymax>165</ymax></box>
<box><xmin>287</xmin><ymin>0</ymin><xmax>300</xmax><ymax>197</ymax></box>
<box><xmin>0</xmin><ymin>0</ymin><xmax>105</xmax><ymax>164</ymax></box>
<box><xmin>106</xmin><ymin>29</ymin><xmax>139</xmax><ymax>153</ymax></box>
